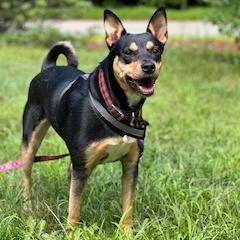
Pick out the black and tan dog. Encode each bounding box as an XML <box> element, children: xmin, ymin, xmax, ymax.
<box><xmin>21</xmin><ymin>8</ymin><xmax>168</xmax><ymax>230</ymax></box>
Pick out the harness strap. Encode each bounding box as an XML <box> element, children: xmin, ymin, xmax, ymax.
<box><xmin>89</xmin><ymin>91</ymin><xmax>146</xmax><ymax>139</ymax></box>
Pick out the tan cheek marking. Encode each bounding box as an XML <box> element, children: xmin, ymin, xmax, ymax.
<box><xmin>129</xmin><ymin>42</ymin><xmax>138</xmax><ymax>52</ymax></box>
<box><xmin>124</xmin><ymin>60</ymin><xmax>142</xmax><ymax>80</ymax></box>
<box><xmin>113</xmin><ymin>56</ymin><xmax>142</xmax><ymax>103</ymax></box>
<box><xmin>119</xmin><ymin>59</ymin><xmax>142</xmax><ymax>80</ymax></box>
<box><xmin>155</xmin><ymin>61</ymin><xmax>162</xmax><ymax>73</ymax></box>
<box><xmin>146</xmin><ymin>41</ymin><xmax>154</xmax><ymax>50</ymax></box>
<box><xmin>113</xmin><ymin>56</ymin><xmax>133</xmax><ymax>94</ymax></box>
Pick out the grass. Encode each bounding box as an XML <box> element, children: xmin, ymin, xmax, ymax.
<box><xmin>32</xmin><ymin>6</ymin><xmax>216</xmax><ymax>21</ymax></box>
<box><xmin>0</xmin><ymin>41</ymin><xmax>240</xmax><ymax>239</ymax></box>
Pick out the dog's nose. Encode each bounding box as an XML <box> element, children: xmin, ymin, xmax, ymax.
<box><xmin>141</xmin><ymin>63</ymin><xmax>155</xmax><ymax>74</ymax></box>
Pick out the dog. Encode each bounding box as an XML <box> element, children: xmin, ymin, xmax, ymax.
<box><xmin>21</xmin><ymin>8</ymin><xmax>168</xmax><ymax>231</ymax></box>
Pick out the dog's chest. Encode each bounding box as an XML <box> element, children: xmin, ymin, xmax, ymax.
<box><xmin>103</xmin><ymin>137</ymin><xmax>134</xmax><ymax>163</ymax></box>
<box><xmin>85</xmin><ymin>136</ymin><xmax>138</xmax><ymax>169</ymax></box>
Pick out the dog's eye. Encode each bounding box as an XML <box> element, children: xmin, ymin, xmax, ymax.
<box><xmin>123</xmin><ymin>48</ymin><xmax>133</xmax><ymax>55</ymax></box>
<box><xmin>152</xmin><ymin>47</ymin><xmax>160</xmax><ymax>54</ymax></box>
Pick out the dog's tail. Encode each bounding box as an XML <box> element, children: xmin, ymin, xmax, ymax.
<box><xmin>41</xmin><ymin>41</ymin><xmax>78</xmax><ymax>71</ymax></box>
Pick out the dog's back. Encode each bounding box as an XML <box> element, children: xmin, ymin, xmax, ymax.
<box><xmin>28</xmin><ymin>66</ymin><xmax>87</xmax><ymax>133</ymax></box>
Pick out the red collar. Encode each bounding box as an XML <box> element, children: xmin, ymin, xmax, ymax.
<box><xmin>98</xmin><ymin>69</ymin><xmax>148</xmax><ymax>127</ymax></box>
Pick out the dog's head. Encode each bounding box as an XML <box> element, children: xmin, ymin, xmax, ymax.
<box><xmin>104</xmin><ymin>8</ymin><xmax>168</xmax><ymax>98</ymax></box>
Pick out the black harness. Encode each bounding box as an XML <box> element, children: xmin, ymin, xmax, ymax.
<box><xmin>54</xmin><ymin>68</ymin><xmax>147</xmax><ymax>150</ymax></box>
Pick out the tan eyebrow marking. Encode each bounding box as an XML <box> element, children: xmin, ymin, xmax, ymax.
<box><xmin>146</xmin><ymin>41</ymin><xmax>154</xmax><ymax>50</ymax></box>
<box><xmin>129</xmin><ymin>42</ymin><xmax>138</xmax><ymax>51</ymax></box>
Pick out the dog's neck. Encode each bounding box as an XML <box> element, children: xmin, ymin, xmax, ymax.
<box><xmin>99</xmin><ymin>57</ymin><xmax>144</xmax><ymax>111</ymax></box>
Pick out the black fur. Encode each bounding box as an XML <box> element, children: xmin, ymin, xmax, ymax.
<box><xmin>41</xmin><ymin>41</ymin><xmax>78</xmax><ymax>71</ymax></box>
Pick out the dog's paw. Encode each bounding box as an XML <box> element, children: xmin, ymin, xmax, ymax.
<box><xmin>23</xmin><ymin>199</ymin><xmax>33</xmax><ymax>212</ymax></box>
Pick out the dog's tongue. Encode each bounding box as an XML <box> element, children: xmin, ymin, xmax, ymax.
<box><xmin>138</xmin><ymin>77</ymin><xmax>155</xmax><ymax>92</ymax></box>
<box><xmin>139</xmin><ymin>85</ymin><xmax>154</xmax><ymax>94</ymax></box>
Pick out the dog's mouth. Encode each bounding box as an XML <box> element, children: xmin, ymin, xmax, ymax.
<box><xmin>126</xmin><ymin>76</ymin><xmax>156</xmax><ymax>96</ymax></box>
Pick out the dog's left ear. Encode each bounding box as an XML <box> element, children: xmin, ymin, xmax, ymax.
<box><xmin>147</xmin><ymin>7</ymin><xmax>168</xmax><ymax>45</ymax></box>
<box><xmin>104</xmin><ymin>9</ymin><xmax>126</xmax><ymax>48</ymax></box>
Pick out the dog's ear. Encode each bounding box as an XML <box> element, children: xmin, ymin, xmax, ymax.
<box><xmin>147</xmin><ymin>7</ymin><xmax>168</xmax><ymax>45</ymax></box>
<box><xmin>104</xmin><ymin>9</ymin><xmax>126</xmax><ymax>48</ymax></box>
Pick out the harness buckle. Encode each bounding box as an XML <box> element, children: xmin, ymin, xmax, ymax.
<box><xmin>111</xmin><ymin>104</ymin><xmax>125</xmax><ymax>121</ymax></box>
<box><xmin>130</xmin><ymin>112</ymin><xmax>135</xmax><ymax>126</ymax></box>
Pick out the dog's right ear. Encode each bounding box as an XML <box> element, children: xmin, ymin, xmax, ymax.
<box><xmin>104</xmin><ymin>10</ymin><xmax>126</xmax><ymax>48</ymax></box>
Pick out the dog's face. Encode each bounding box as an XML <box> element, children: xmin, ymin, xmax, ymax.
<box><xmin>104</xmin><ymin>8</ymin><xmax>168</xmax><ymax>97</ymax></box>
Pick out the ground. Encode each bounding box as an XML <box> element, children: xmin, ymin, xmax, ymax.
<box><xmin>0</xmin><ymin>41</ymin><xmax>240</xmax><ymax>239</ymax></box>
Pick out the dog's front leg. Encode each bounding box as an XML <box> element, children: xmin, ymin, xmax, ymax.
<box><xmin>121</xmin><ymin>143</ymin><xmax>140</xmax><ymax>231</ymax></box>
<box><xmin>67</xmin><ymin>168</ymin><xmax>89</xmax><ymax>229</ymax></box>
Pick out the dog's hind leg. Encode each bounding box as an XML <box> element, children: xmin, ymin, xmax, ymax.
<box><xmin>21</xmin><ymin>102</ymin><xmax>50</xmax><ymax>206</ymax></box>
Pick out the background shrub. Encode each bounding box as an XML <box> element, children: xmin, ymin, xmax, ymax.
<box><xmin>1</xmin><ymin>27</ymin><xmax>80</xmax><ymax>47</ymax></box>
<box><xmin>92</xmin><ymin>0</ymin><xmax>207</xmax><ymax>8</ymax></box>
<box><xmin>0</xmin><ymin>0</ymin><xmax>211</xmax><ymax>33</ymax></box>
<box><xmin>207</xmin><ymin>0</ymin><xmax>240</xmax><ymax>43</ymax></box>
<box><xmin>0</xmin><ymin>0</ymin><xmax>32</xmax><ymax>32</ymax></box>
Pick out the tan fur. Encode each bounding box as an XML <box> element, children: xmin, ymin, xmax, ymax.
<box><xmin>113</xmin><ymin>56</ymin><xmax>143</xmax><ymax>106</ymax></box>
<box><xmin>22</xmin><ymin>119</ymin><xmax>50</xmax><ymax>201</ymax></box>
<box><xmin>121</xmin><ymin>142</ymin><xmax>140</xmax><ymax>229</ymax></box>
<box><xmin>129</xmin><ymin>42</ymin><xmax>138</xmax><ymax>52</ymax></box>
<box><xmin>85</xmin><ymin>136</ymin><xmax>137</xmax><ymax>171</ymax></box>
<box><xmin>127</xmin><ymin>94</ymin><xmax>142</xmax><ymax>108</ymax></box>
<box><xmin>146</xmin><ymin>41</ymin><xmax>154</xmax><ymax>50</ymax></box>
<box><xmin>113</xmin><ymin>56</ymin><xmax>143</xmax><ymax>85</ymax></box>
<box><xmin>155</xmin><ymin>61</ymin><xmax>162</xmax><ymax>74</ymax></box>
<box><xmin>67</xmin><ymin>178</ymin><xmax>85</xmax><ymax>228</ymax></box>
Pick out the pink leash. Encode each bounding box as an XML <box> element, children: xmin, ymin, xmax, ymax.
<box><xmin>0</xmin><ymin>153</ymin><xmax>69</xmax><ymax>173</ymax></box>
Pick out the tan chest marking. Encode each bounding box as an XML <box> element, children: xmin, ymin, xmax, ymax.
<box><xmin>85</xmin><ymin>136</ymin><xmax>137</xmax><ymax>170</ymax></box>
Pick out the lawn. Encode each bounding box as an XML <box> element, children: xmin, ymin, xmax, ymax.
<box><xmin>0</xmin><ymin>42</ymin><xmax>240</xmax><ymax>239</ymax></box>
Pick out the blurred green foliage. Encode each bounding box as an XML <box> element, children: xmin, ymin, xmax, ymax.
<box><xmin>0</xmin><ymin>0</ymin><xmax>91</xmax><ymax>32</ymax></box>
<box><xmin>0</xmin><ymin>0</ymin><xmax>210</xmax><ymax>32</ymax></box>
<box><xmin>207</xmin><ymin>0</ymin><xmax>240</xmax><ymax>42</ymax></box>
<box><xmin>0</xmin><ymin>27</ymin><xmax>88</xmax><ymax>48</ymax></box>
<box><xmin>0</xmin><ymin>0</ymin><xmax>51</xmax><ymax>32</ymax></box>
<box><xmin>0</xmin><ymin>0</ymin><xmax>31</xmax><ymax>32</ymax></box>
<box><xmin>93</xmin><ymin>0</ymin><xmax>207</xmax><ymax>8</ymax></box>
